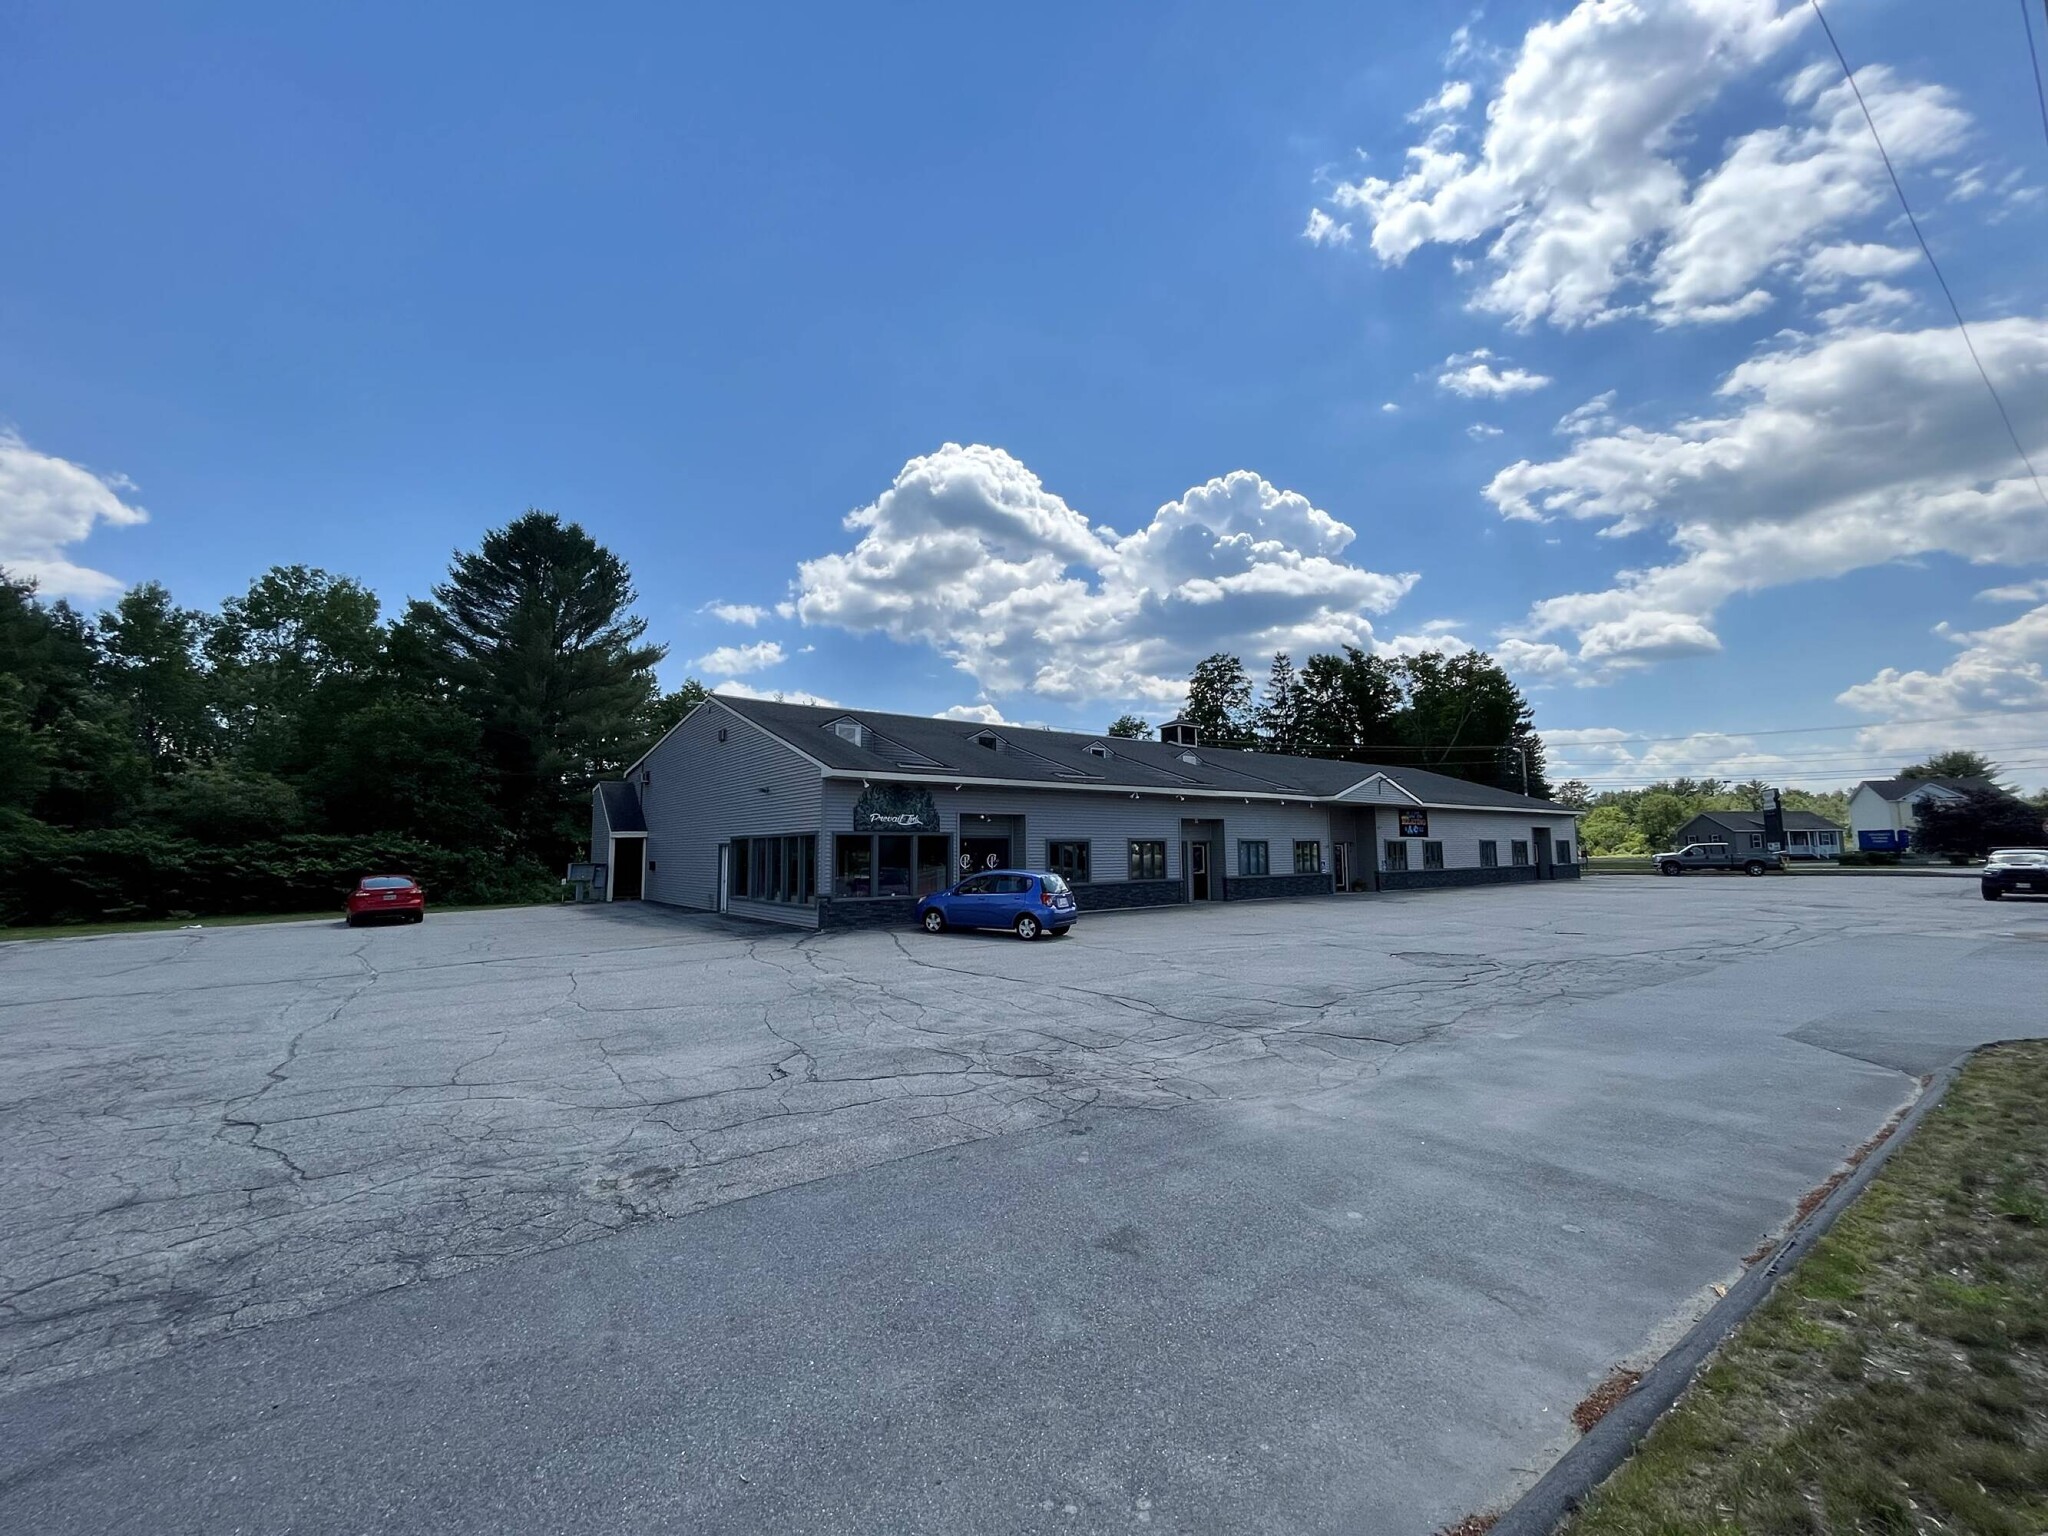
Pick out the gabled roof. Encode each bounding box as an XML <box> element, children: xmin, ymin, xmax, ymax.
<box><xmin>595</xmin><ymin>780</ymin><xmax>646</xmax><ymax>834</ymax></box>
<box><xmin>1856</xmin><ymin>776</ymin><xmax>1997</xmax><ymax>802</ymax></box>
<box><xmin>707</xmin><ymin>695</ymin><xmax>1576</xmax><ymax>814</ymax></box>
<box><xmin>1685</xmin><ymin>808</ymin><xmax>1844</xmax><ymax>833</ymax></box>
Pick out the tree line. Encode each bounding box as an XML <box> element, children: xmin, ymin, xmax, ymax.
<box><xmin>1571</xmin><ymin>750</ymin><xmax>2048</xmax><ymax>858</ymax></box>
<box><xmin>1108</xmin><ymin>648</ymin><xmax>1555</xmax><ymax>800</ymax></box>
<box><xmin>0</xmin><ymin>513</ymin><xmax>702</xmax><ymax>925</ymax></box>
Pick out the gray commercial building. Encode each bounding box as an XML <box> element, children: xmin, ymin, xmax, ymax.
<box><xmin>590</xmin><ymin>696</ymin><xmax>1583</xmax><ymax>930</ymax></box>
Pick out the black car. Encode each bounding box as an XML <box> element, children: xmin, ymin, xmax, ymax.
<box><xmin>1981</xmin><ymin>847</ymin><xmax>2048</xmax><ymax>900</ymax></box>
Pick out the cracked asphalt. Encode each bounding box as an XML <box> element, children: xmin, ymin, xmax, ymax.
<box><xmin>3</xmin><ymin>879</ymin><xmax>2043</xmax><ymax>1534</ymax></box>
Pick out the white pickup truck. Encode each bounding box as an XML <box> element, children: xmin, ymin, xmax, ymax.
<box><xmin>1654</xmin><ymin>841</ymin><xmax>1783</xmax><ymax>877</ymax></box>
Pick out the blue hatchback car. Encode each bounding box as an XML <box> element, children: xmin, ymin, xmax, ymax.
<box><xmin>915</xmin><ymin>870</ymin><xmax>1078</xmax><ymax>940</ymax></box>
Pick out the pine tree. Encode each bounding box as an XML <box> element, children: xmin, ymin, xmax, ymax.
<box><xmin>1255</xmin><ymin>652</ymin><xmax>1301</xmax><ymax>753</ymax></box>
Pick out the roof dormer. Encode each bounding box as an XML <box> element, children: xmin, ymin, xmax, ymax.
<box><xmin>970</xmin><ymin>729</ymin><xmax>1003</xmax><ymax>750</ymax></box>
<box><xmin>1160</xmin><ymin>716</ymin><xmax>1198</xmax><ymax>748</ymax></box>
<box><xmin>825</xmin><ymin>717</ymin><xmax>868</xmax><ymax>749</ymax></box>
<box><xmin>1084</xmin><ymin>741</ymin><xmax>1111</xmax><ymax>759</ymax></box>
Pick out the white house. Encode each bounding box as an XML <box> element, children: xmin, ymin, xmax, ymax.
<box><xmin>1847</xmin><ymin>776</ymin><xmax>1996</xmax><ymax>852</ymax></box>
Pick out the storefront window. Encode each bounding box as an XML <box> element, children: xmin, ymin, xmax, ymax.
<box><xmin>1048</xmin><ymin>840</ymin><xmax>1091</xmax><ymax>884</ymax></box>
<box><xmin>916</xmin><ymin>836</ymin><xmax>952</xmax><ymax>895</ymax></box>
<box><xmin>876</xmin><ymin>835</ymin><xmax>914</xmax><ymax>898</ymax></box>
<box><xmin>1383</xmin><ymin>840</ymin><xmax>1407</xmax><ymax>872</ymax></box>
<box><xmin>1293</xmin><ymin>840</ymin><xmax>1322</xmax><ymax>874</ymax></box>
<box><xmin>1129</xmin><ymin>840</ymin><xmax>1166</xmax><ymax>880</ymax></box>
<box><xmin>834</xmin><ymin>836</ymin><xmax>873</xmax><ymax>897</ymax></box>
<box><xmin>730</xmin><ymin>835</ymin><xmax>815</xmax><ymax>904</ymax></box>
<box><xmin>1423</xmin><ymin>841</ymin><xmax>1444</xmax><ymax>870</ymax></box>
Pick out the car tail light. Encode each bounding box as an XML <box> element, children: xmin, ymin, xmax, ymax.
<box><xmin>1040</xmin><ymin>890</ymin><xmax>1054</xmax><ymax>906</ymax></box>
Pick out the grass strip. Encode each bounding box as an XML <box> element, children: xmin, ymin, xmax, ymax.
<box><xmin>1564</xmin><ymin>1040</ymin><xmax>2048</xmax><ymax>1535</ymax></box>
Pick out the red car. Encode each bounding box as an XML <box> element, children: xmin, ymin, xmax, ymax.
<box><xmin>345</xmin><ymin>875</ymin><xmax>425</xmax><ymax>926</ymax></box>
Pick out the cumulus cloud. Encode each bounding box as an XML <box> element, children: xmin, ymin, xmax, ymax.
<box><xmin>793</xmin><ymin>443</ymin><xmax>1418</xmax><ymax>706</ymax></box>
<box><xmin>1491</xmin><ymin>317</ymin><xmax>2048</xmax><ymax>673</ymax></box>
<box><xmin>0</xmin><ymin>428</ymin><xmax>148</xmax><ymax>600</ymax></box>
<box><xmin>710</xmin><ymin>681</ymin><xmax>840</xmax><ymax>708</ymax></box>
<box><xmin>1438</xmin><ymin>349</ymin><xmax>1552</xmax><ymax>398</ymax></box>
<box><xmin>1466</xmin><ymin>423</ymin><xmax>1504</xmax><ymax>439</ymax></box>
<box><xmin>1543</xmin><ymin>726</ymin><xmax>1824</xmax><ymax>786</ymax></box>
<box><xmin>1979</xmin><ymin>579</ymin><xmax>2048</xmax><ymax>604</ymax></box>
<box><xmin>1407</xmin><ymin>79</ymin><xmax>1474</xmax><ymax>121</ymax></box>
<box><xmin>1318</xmin><ymin>2</ymin><xmax>1970</xmax><ymax>330</ymax></box>
<box><xmin>693</xmin><ymin>641</ymin><xmax>785</xmax><ymax>675</ymax></box>
<box><xmin>1303</xmin><ymin>207</ymin><xmax>1353</xmax><ymax>247</ymax></box>
<box><xmin>1837</xmin><ymin>603</ymin><xmax>2048</xmax><ymax>746</ymax></box>
<box><xmin>702</xmin><ymin>601</ymin><xmax>769</xmax><ymax>626</ymax></box>
<box><xmin>937</xmin><ymin>703</ymin><xmax>1010</xmax><ymax>724</ymax></box>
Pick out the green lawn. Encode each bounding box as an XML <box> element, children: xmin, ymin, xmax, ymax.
<box><xmin>1564</xmin><ymin>1041</ymin><xmax>2048</xmax><ymax>1535</ymax></box>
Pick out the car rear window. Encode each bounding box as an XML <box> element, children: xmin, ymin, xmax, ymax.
<box><xmin>1040</xmin><ymin>873</ymin><xmax>1070</xmax><ymax>894</ymax></box>
<box><xmin>361</xmin><ymin>877</ymin><xmax>414</xmax><ymax>890</ymax></box>
<box><xmin>1997</xmin><ymin>850</ymin><xmax>2048</xmax><ymax>865</ymax></box>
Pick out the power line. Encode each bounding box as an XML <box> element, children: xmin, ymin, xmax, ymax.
<box><xmin>2025</xmin><ymin>0</ymin><xmax>2048</xmax><ymax>158</ymax></box>
<box><xmin>1539</xmin><ymin>702</ymin><xmax>2048</xmax><ymax>748</ymax></box>
<box><xmin>1806</xmin><ymin>0</ymin><xmax>2048</xmax><ymax>513</ymax></box>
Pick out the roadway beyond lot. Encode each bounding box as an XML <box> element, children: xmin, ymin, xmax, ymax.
<box><xmin>3</xmin><ymin>882</ymin><xmax>2043</xmax><ymax>1534</ymax></box>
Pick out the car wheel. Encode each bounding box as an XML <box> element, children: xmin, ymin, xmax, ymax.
<box><xmin>922</xmin><ymin>908</ymin><xmax>946</xmax><ymax>934</ymax></box>
<box><xmin>1660</xmin><ymin>863</ymin><xmax>1682</xmax><ymax>876</ymax></box>
<box><xmin>1014</xmin><ymin>913</ymin><xmax>1042</xmax><ymax>941</ymax></box>
<box><xmin>1983</xmin><ymin>887</ymin><xmax>2002</xmax><ymax>901</ymax></box>
<box><xmin>411</xmin><ymin>912</ymin><xmax>425</xmax><ymax>924</ymax></box>
<box><xmin>345</xmin><ymin>914</ymin><xmax>359</xmax><ymax>927</ymax></box>
<box><xmin>1744</xmin><ymin>860</ymin><xmax>1766</xmax><ymax>876</ymax></box>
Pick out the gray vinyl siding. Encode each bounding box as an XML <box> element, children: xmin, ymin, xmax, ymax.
<box><xmin>637</xmin><ymin>701</ymin><xmax>823</xmax><ymax>927</ymax></box>
<box><xmin>1370</xmin><ymin>806</ymin><xmax>1579</xmax><ymax>869</ymax></box>
<box><xmin>817</xmin><ymin>781</ymin><xmax>1334</xmax><ymax>889</ymax></box>
<box><xmin>589</xmin><ymin>795</ymin><xmax>610</xmax><ymax>880</ymax></box>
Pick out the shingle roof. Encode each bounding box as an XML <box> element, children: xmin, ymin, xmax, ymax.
<box><xmin>596</xmin><ymin>780</ymin><xmax>646</xmax><ymax>833</ymax></box>
<box><xmin>708</xmin><ymin>695</ymin><xmax>1576</xmax><ymax>814</ymax></box>
<box><xmin>1857</xmin><ymin>776</ymin><xmax>1997</xmax><ymax>802</ymax></box>
<box><xmin>1686</xmin><ymin>808</ymin><xmax>1843</xmax><ymax>833</ymax></box>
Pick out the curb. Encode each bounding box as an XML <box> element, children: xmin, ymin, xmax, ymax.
<box><xmin>1486</xmin><ymin>1045</ymin><xmax>1996</xmax><ymax>1536</ymax></box>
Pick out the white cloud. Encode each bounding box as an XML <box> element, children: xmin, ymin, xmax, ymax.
<box><xmin>0</xmin><ymin>428</ymin><xmax>148</xmax><ymax>600</ymax></box>
<box><xmin>937</xmin><ymin>703</ymin><xmax>1010</xmax><ymax>724</ymax></box>
<box><xmin>1321</xmin><ymin>3</ymin><xmax>1971</xmax><ymax>330</ymax></box>
<box><xmin>1556</xmin><ymin>391</ymin><xmax>1620</xmax><ymax>437</ymax></box>
<box><xmin>1494</xmin><ymin>637</ymin><xmax>1576</xmax><ymax>679</ymax></box>
<box><xmin>692</xmin><ymin>641</ymin><xmax>786</xmax><ymax>675</ymax></box>
<box><xmin>1303</xmin><ymin>207</ymin><xmax>1354</xmax><ymax>248</ymax></box>
<box><xmin>1646</xmin><ymin>65</ymin><xmax>1966</xmax><ymax>323</ymax></box>
<box><xmin>1466</xmin><ymin>423</ymin><xmax>1504</xmax><ymax>439</ymax></box>
<box><xmin>1801</xmin><ymin>242</ymin><xmax>1918</xmax><ymax>286</ymax></box>
<box><xmin>1837</xmin><ymin>603</ymin><xmax>2048</xmax><ymax>781</ymax></box>
<box><xmin>1407</xmin><ymin>79</ymin><xmax>1474</xmax><ymax>121</ymax></box>
<box><xmin>1492</xmin><ymin>318</ymin><xmax>2048</xmax><ymax>673</ymax></box>
<box><xmin>793</xmin><ymin>443</ymin><xmax>1418</xmax><ymax>706</ymax></box>
<box><xmin>1437</xmin><ymin>348</ymin><xmax>1552</xmax><ymax>397</ymax></box>
<box><xmin>710</xmin><ymin>681</ymin><xmax>840</xmax><ymax>708</ymax></box>
<box><xmin>1815</xmin><ymin>280</ymin><xmax>1913</xmax><ymax>331</ymax></box>
<box><xmin>1978</xmin><ymin>579</ymin><xmax>2048</xmax><ymax>603</ymax></box>
<box><xmin>1543</xmin><ymin>726</ymin><xmax>1822</xmax><ymax>786</ymax></box>
<box><xmin>702</xmin><ymin>601</ymin><xmax>768</xmax><ymax>626</ymax></box>
<box><xmin>1380</xmin><ymin>401</ymin><xmax>1400</xmax><ymax>413</ymax></box>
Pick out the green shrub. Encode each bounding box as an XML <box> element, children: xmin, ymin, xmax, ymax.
<box><xmin>0</xmin><ymin>817</ymin><xmax>557</xmax><ymax>926</ymax></box>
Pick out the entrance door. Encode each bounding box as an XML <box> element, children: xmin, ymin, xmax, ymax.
<box><xmin>960</xmin><ymin>835</ymin><xmax>1010</xmax><ymax>874</ymax></box>
<box><xmin>613</xmin><ymin>838</ymin><xmax>644</xmax><ymax>900</ymax></box>
<box><xmin>716</xmin><ymin>844</ymin><xmax>729</xmax><ymax>913</ymax></box>
<box><xmin>1334</xmin><ymin>842</ymin><xmax>1350</xmax><ymax>892</ymax></box>
<box><xmin>1191</xmin><ymin>842</ymin><xmax>1210</xmax><ymax>901</ymax></box>
<box><xmin>1532</xmin><ymin>826</ymin><xmax>1552</xmax><ymax>880</ymax></box>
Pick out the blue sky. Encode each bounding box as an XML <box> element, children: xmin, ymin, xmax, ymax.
<box><xmin>5</xmin><ymin>0</ymin><xmax>2048</xmax><ymax>789</ymax></box>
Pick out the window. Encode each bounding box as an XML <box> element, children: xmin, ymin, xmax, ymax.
<box><xmin>956</xmin><ymin>874</ymin><xmax>996</xmax><ymax>895</ymax></box>
<box><xmin>833</xmin><ymin>835</ymin><xmax>873</xmax><ymax>898</ymax></box>
<box><xmin>915</xmin><ymin>835</ymin><xmax>951</xmax><ymax>895</ymax></box>
<box><xmin>994</xmin><ymin>874</ymin><xmax>1032</xmax><ymax>895</ymax></box>
<box><xmin>1423</xmin><ymin>841</ymin><xmax>1444</xmax><ymax>870</ymax></box>
<box><xmin>1748</xmin><ymin>833</ymin><xmax>1763</xmax><ymax>849</ymax></box>
<box><xmin>732</xmin><ymin>835</ymin><xmax>816</xmax><ymax>905</ymax></box>
<box><xmin>1239</xmin><ymin>840</ymin><xmax>1270</xmax><ymax>877</ymax></box>
<box><xmin>1129</xmin><ymin>840</ymin><xmax>1166</xmax><ymax>881</ymax></box>
<box><xmin>876</xmin><ymin>835</ymin><xmax>913</xmax><ymax>898</ymax></box>
<box><xmin>1556</xmin><ymin>840</ymin><xmax>1572</xmax><ymax>863</ymax></box>
<box><xmin>1384</xmin><ymin>840</ymin><xmax>1408</xmax><ymax>871</ymax></box>
<box><xmin>832</xmin><ymin>833</ymin><xmax>952</xmax><ymax>898</ymax></box>
<box><xmin>1293</xmin><ymin>840</ymin><xmax>1322</xmax><ymax>875</ymax></box>
<box><xmin>1479</xmin><ymin>841</ymin><xmax>1497</xmax><ymax>868</ymax></box>
<box><xmin>1048</xmin><ymin>840</ymin><xmax>1092</xmax><ymax>884</ymax></box>
<box><xmin>831</xmin><ymin>719</ymin><xmax>865</xmax><ymax>746</ymax></box>
<box><xmin>1511</xmin><ymin>839</ymin><xmax>1530</xmax><ymax>867</ymax></box>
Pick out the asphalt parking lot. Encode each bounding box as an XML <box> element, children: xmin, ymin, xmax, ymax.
<box><xmin>4</xmin><ymin>879</ymin><xmax>2044</xmax><ymax>1534</ymax></box>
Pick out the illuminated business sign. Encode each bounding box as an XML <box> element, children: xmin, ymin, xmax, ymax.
<box><xmin>853</xmin><ymin>783</ymin><xmax>941</xmax><ymax>833</ymax></box>
<box><xmin>1398</xmin><ymin>809</ymin><xmax>1429</xmax><ymax>838</ymax></box>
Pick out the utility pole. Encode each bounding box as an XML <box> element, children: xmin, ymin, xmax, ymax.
<box><xmin>1763</xmin><ymin>786</ymin><xmax>1787</xmax><ymax>853</ymax></box>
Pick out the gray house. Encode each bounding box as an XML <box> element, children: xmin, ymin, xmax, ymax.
<box><xmin>1673</xmin><ymin>808</ymin><xmax>1845</xmax><ymax>859</ymax></box>
<box><xmin>589</xmin><ymin>696</ymin><xmax>1582</xmax><ymax>931</ymax></box>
